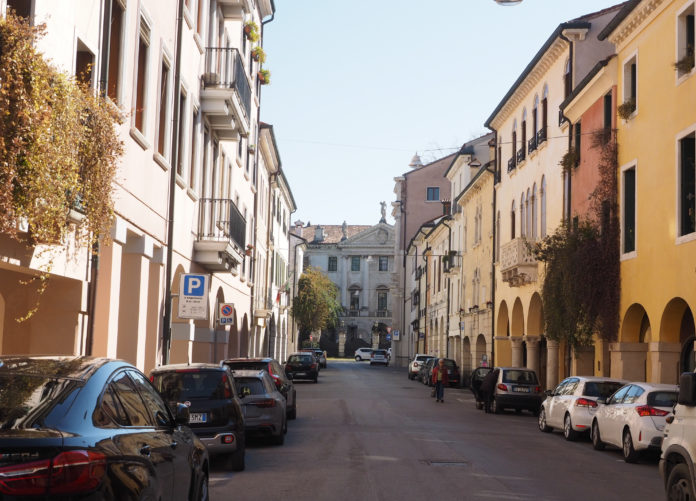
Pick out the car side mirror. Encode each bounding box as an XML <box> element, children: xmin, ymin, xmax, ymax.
<box><xmin>174</xmin><ymin>403</ymin><xmax>190</xmax><ymax>426</ymax></box>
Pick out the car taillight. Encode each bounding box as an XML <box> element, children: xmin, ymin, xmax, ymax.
<box><xmin>535</xmin><ymin>386</ymin><xmax>541</xmax><ymax>393</ymax></box>
<box><xmin>253</xmin><ymin>399</ymin><xmax>276</xmax><ymax>408</ymax></box>
<box><xmin>0</xmin><ymin>450</ymin><xmax>106</xmax><ymax>496</ymax></box>
<box><xmin>636</xmin><ymin>405</ymin><xmax>669</xmax><ymax>417</ymax></box>
<box><xmin>222</xmin><ymin>374</ymin><xmax>232</xmax><ymax>398</ymax></box>
<box><xmin>414</xmin><ymin>362</ymin><xmax>420</xmax><ymax>368</ymax></box>
<box><xmin>575</xmin><ymin>398</ymin><xmax>598</xmax><ymax>408</ymax></box>
<box><xmin>497</xmin><ymin>384</ymin><xmax>508</xmax><ymax>391</ymax></box>
<box><xmin>311</xmin><ymin>363</ymin><xmax>317</xmax><ymax>369</ymax></box>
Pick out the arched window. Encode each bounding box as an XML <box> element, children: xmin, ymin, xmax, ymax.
<box><xmin>521</xmin><ymin>109</ymin><xmax>527</xmax><ymax>160</ymax></box>
<box><xmin>564</xmin><ymin>58</ymin><xmax>572</xmax><ymax>99</ymax></box>
<box><xmin>541</xmin><ymin>176</ymin><xmax>547</xmax><ymax>237</ymax></box>
<box><xmin>533</xmin><ymin>95</ymin><xmax>539</xmax><ymax>137</ymax></box>
<box><xmin>463</xmin><ymin>216</ymin><xmax>467</xmax><ymax>252</ymax></box>
<box><xmin>511</xmin><ymin>200</ymin><xmax>516</xmax><ymax>239</ymax></box>
<box><xmin>532</xmin><ymin>183</ymin><xmax>538</xmax><ymax>239</ymax></box>
<box><xmin>512</xmin><ymin>119</ymin><xmax>517</xmax><ymax>167</ymax></box>
<box><xmin>526</xmin><ymin>188</ymin><xmax>532</xmax><ymax>237</ymax></box>
<box><xmin>520</xmin><ymin>192</ymin><xmax>526</xmax><ymax>237</ymax></box>
<box><xmin>541</xmin><ymin>85</ymin><xmax>549</xmax><ymax>143</ymax></box>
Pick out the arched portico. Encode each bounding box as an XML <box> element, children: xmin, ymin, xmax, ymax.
<box><xmin>657</xmin><ymin>298</ymin><xmax>694</xmax><ymax>383</ymax></box>
<box><xmin>495</xmin><ymin>301</ymin><xmax>511</xmax><ymax>366</ymax></box>
<box><xmin>613</xmin><ymin>304</ymin><xmax>650</xmax><ymax>381</ymax></box>
<box><xmin>510</xmin><ymin>298</ymin><xmax>525</xmax><ymax>367</ymax></box>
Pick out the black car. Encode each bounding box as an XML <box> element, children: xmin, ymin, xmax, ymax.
<box><xmin>418</xmin><ymin>357</ymin><xmax>438</xmax><ymax>384</ymax></box>
<box><xmin>222</xmin><ymin>358</ymin><xmax>297</xmax><ymax>420</ymax></box>
<box><xmin>151</xmin><ymin>363</ymin><xmax>245</xmax><ymax>471</ymax></box>
<box><xmin>0</xmin><ymin>356</ymin><xmax>208</xmax><ymax>500</ymax></box>
<box><xmin>284</xmin><ymin>352</ymin><xmax>319</xmax><ymax>383</ymax></box>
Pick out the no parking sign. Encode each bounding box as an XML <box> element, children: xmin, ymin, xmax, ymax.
<box><xmin>218</xmin><ymin>303</ymin><xmax>236</xmax><ymax>326</ymax></box>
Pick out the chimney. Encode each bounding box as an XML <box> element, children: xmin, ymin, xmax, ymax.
<box><xmin>441</xmin><ymin>199</ymin><xmax>451</xmax><ymax>216</ymax></box>
<box><xmin>293</xmin><ymin>220</ymin><xmax>304</xmax><ymax>235</ymax></box>
<box><xmin>314</xmin><ymin>225</ymin><xmax>324</xmax><ymax>243</ymax></box>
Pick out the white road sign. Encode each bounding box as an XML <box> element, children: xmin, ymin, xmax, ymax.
<box><xmin>178</xmin><ymin>273</ymin><xmax>210</xmax><ymax>320</ymax></box>
<box><xmin>218</xmin><ymin>303</ymin><xmax>236</xmax><ymax>326</ymax></box>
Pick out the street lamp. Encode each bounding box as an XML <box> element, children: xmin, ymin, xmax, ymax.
<box><xmin>494</xmin><ymin>0</ymin><xmax>523</xmax><ymax>4</ymax></box>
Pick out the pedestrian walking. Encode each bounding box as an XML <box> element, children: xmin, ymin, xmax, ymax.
<box><xmin>480</xmin><ymin>368</ymin><xmax>500</xmax><ymax>413</ymax></box>
<box><xmin>431</xmin><ymin>358</ymin><xmax>449</xmax><ymax>403</ymax></box>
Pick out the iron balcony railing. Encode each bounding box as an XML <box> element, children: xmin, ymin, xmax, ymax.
<box><xmin>202</xmin><ymin>47</ymin><xmax>251</xmax><ymax>119</ymax></box>
<box><xmin>198</xmin><ymin>198</ymin><xmax>246</xmax><ymax>250</ymax></box>
<box><xmin>528</xmin><ymin>136</ymin><xmax>537</xmax><ymax>153</ymax></box>
<box><xmin>517</xmin><ymin>148</ymin><xmax>526</xmax><ymax>163</ymax></box>
<box><xmin>507</xmin><ymin>158</ymin><xmax>515</xmax><ymax>173</ymax></box>
<box><xmin>340</xmin><ymin>310</ymin><xmax>392</xmax><ymax>318</ymax></box>
<box><xmin>537</xmin><ymin>127</ymin><xmax>547</xmax><ymax>145</ymax></box>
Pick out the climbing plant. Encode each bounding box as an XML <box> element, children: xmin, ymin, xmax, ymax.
<box><xmin>533</xmin><ymin>128</ymin><xmax>620</xmax><ymax>350</ymax></box>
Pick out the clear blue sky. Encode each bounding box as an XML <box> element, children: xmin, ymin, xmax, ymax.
<box><xmin>260</xmin><ymin>0</ymin><xmax>623</xmax><ymax>226</ymax></box>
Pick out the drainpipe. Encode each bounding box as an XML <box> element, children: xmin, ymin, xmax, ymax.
<box><xmin>486</xmin><ymin>158</ymin><xmax>497</xmax><ymax>368</ymax></box>
<box><xmin>265</xmin><ymin>172</ymin><xmax>278</xmax><ymax>357</ymax></box>
<box><xmin>442</xmin><ymin>218</ymin><xmax>453</xmax><ymax>359</ymax></box>
<box><xmin>161</xmin><ymin>0</ymin><xmax>185</xmax><ymax>365</ymax></box>
<box><xmin>85</xmin><ymin>0</ymin><xmax>113</xmax><ymax>356</ymax></box>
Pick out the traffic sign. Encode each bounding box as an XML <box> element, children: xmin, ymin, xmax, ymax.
<box><xmin>392</xmin><ymin>330</ymin><xmax>400</xmax><ymax>341</ymax></box>
<box><xmin>218</xmin><ymin>303</ymin><xmax>235</xmax><ymax>326</ymax></box>
<box><xmin>386</xmin><ymin>334</ymin><xmax>391</xmax><ymax>341</ymax></box>
<box><xmin>178</xmin><ymin>273</ymin><xmax>209</xmax><ymax>320</ymax></box>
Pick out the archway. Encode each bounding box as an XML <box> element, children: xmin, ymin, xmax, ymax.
<box><xmin>616</xmin><ymin>304</ymin><xmax>650</xmax><ymax>381</ymax></box>
<box><xmin>660</xmin><ymin>298</ymin><xmax>695</xmax><ymax>379</ymax></box>
<box><xmin>462</xmin><ymin>336</ymin><xmax>472</xmax><ymax>373</ymax></box>
<box><xmin>511</xmin><ymin>298</ymin><xmax>525</xmax><ymax>367</ymax></box>
<box><xmin>475</xmin><ymin>333</ymin><xmax>487</xmax><ymax>369</ymax></box>
<box><xmin>239</xmin><ymin>314</ymin><xmax>250</xmax><ymax>357</ymax></box>
<box><xmin>495</xmin><ymin>301</ymin><xmax>511</xmax><ymax>366</ymax></box>
<box><xmin>511</xmin><ymin>298</ymin><xmax>525</xmax><ymax>337</ymax></box>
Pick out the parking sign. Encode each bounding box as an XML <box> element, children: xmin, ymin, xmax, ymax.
<box><xmin>178</xmin><ymin>274</ymin><xmax>209</xmax><ymax>320</ymax></box>
<box><xmin>218</xmin><ymin>303</ymin><xmax>235</xmax><ymax>326</ymax></box>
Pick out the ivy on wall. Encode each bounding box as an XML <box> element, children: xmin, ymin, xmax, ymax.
<box><xmin>533</xmin><ymin>129</ymin><xmax>620</xmax><ymax>351</ymax></box>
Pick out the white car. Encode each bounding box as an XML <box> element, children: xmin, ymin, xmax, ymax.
<box><xmin>538</xmin><ymin>376</ymin><xmax>626</xmax><ymax>440</ymax></box>
<box><xmin>370</xmin><ymin>349</ymin><xmax>389</xmax><ymax>366</ymax></box>
<box><xmin>354</xmin><ymin>348</ymin><xmax>373</xmax><ymax>361</ymax></box>
<box><xmin>408</xmin><ymin>354</ymin><xmax>433</xmax><ymax>380</ymax></box>
<box><xmin>590</xmin><ymin>382</ymin><xmax>679</xmax><ymax>463</ymax></box>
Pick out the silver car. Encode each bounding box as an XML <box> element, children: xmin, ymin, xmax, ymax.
<box><xmin>233</xmin><ymin>370</ymin><xmax>287</xmax><ymax>445</ymax></box>
<box><xmin>489</xmin><ymin>367</ymin><xmax>543</xmax><ymax>415</ymax></box>
<box><xmin>538</xmin><ymin>376</ymin><xmax>626</xmax><ymax>440</ymax></box>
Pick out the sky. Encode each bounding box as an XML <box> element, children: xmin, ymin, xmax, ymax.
<box><xmin>260</xmin><ymin>0</ymin><xmax>624</xmax><ymax>226</ymax></box>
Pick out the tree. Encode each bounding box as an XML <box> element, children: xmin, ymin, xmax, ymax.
<box><xmin>291</xmin><ymin>267</ymin><xmax>341</xmax><ymax>345</ymax></box>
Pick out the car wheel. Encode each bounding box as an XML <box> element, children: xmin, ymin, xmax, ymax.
<box><xmin>622</xmin><ymin>429</ymin><xmax>639</xmax><ymax>463</ymax></box>
<box><xmin>408</xmin><ymin>373</ymin><xmax>413</xmax><ymax>380</ymax></box>
<box><xmin>191</xmin><ymin>471</ymin><xmax>209</xmax><ymax>501</ymax></box>
<box><xmin>563</xmin><ymin>414</ymin><xmax>579</xmax><ymax>441</ymax></box>
<box><xmin>272</xmin><ymin>421</ymin><xmax>286</xmax><ymax>446</ymax></box>
<box><xmin>591</xmin><ymin>420</ymin><xmax>605</xmax><ymax>451</ymax></box>
<box><xmin>491</xmin><ymin>398</ymin><xmax>501</xmax><ymax>414</ymax></box>
<box><xmin>538</xmin><ymin>408</ymin><xmax>552</xmax><ymax>433</ymax></box>
<box><xmin>667</xmin><ymin>463</ymin><xmax>695</xmax><ymax>501</ymax></box>
<box><xmin>355</xmin><ymin>356</ymin><xmax>361</xmax><ymax>361</ymax></box>
<box><xmin>226</xmin><ymin>437</ymin><xmax>245</xmax><ymax>472</ymax></box>
<box><xmin>288</xmin><ymin>405</ymin><xmax>297</xmax><ymax>420</ymax></box>
<box><xmin>475</xmin><ymin>401</ymin><xmax>483</xmax><ymax>410</ymax></box>
<box><xmin>313</xmin><ymin>376</ymin><xmax>318</xmax><ymax>383</ymax></box>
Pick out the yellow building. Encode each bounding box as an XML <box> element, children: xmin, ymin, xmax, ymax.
<box><xmin>600</xmin><ymin>0</ymin><xmax>696</xmax><ymax>383</ymax></box>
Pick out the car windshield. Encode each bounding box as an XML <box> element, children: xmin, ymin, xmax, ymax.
<box><xmin>583</xmin><ymin>381</ymin><xmax>625</xmax><ymax>398</ymax></box>
<box><xmin>235</xmin><ymin>378</ymin><xmax>266</xmax><ymax>396</ymax></box>
<box><xmin>374</xmin><ymin>350</ymin><xmax>386</xmax><ymax>356</ymax></box>
<box><xmin>152</xmin><ymin>371</ymin><xmax>231</xmax><ymax>401</ymax></box>
<box><xmin>647</xmin><ymin>391</ymin><xmax>678</xmax><ymax>408</ymax></box>
<box><xmin>416</xmin><ymin>356</ymin><xmax>432</xmax><ymax>362</ymax></box>
<box><xmin>225</xmin><ymin>361</ymin><xmax>268</xmax><ymax>371</ymax></box>
<box><xmin>502</xmin><ymin>370</ymin><xmax>538</xmax><ymax>385</ymax></box>
<box><xmin>288</xmin><ymin>355</ymin><xmax>312</xmax><ymax>363</ymax></box>
<box><xmin>442</xmin><ymin>360</ymin><xmax>456</xmax><ymax>368</ymax></box>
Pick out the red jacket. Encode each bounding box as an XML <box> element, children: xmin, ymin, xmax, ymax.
<box><xmin>432</xmin><ymin>365</ymin><xmax>449</xmax><ymax>385</ymax></box>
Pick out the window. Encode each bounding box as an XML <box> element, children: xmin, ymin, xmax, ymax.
<box><xmin>604</xmin><ymin>92</ymin><xmax>613</xmax><ymax>129</ymax></box>
<box><xmin>75</xmin><ymin>40</ymin><xmax>94</xmax><ymax>86</ymax></box>
<box><xmin>349</xmin><ymin>289</ymin><xmax>360</xmax><ymax>310</ymax></box>
<box><xmin>540</xmin><ymin>176</ymin><xmax>547</xmax><ymax>237</ymax></box>
<box><xmin>622</xmin><ymin>166</ymin><xmax>637</xmax><ymax>254</ymax></box>
<box><xmin>133</xmin><ymin>19</ymin><xmax>150</xmax><ymax>133</ymax></box>
<box><xmin>511</xmin><ymin>200</ymin><xmax>516</xmax><ymax>239</ymax></box>
<box><xmin>107</xmin><ymin>1</ymin><xmax>125</xmax><ymax>102</ymax></box>
<box><xmin>197</xmin><ymin>0</ymin><xmax>206</xmax><ymax>37</ymax></box>
<box><xmin>200</xmin><ymin>126</ymin><xmax>210</xmax><ymax>197</ymax></box>
<box><xmin>526</xmin><ymin>188</ymin><xmax>532</xmax><ymax>236</ymax></box>
<box><xmin>189</xmin><ymin>107</ymin><xmax>199</xmax><ymax>188</ymax></box>
<box><xmin>426</xmin><ymin>187</ymin><xmax>440</xmax><ymax>201</ymax></box>
<box><xmin>7</xmin><ymin>0</ymin><xmax>32</xmax><ymax>19</ymax></box>
<box><xmin>541</xmin><ymin>85</ymin><xmax>548</xmax><ymax>142</ymax></box>
<box><xmin>533</xmin><ymin>95</ymin><xmax>539</xmax><ymax>138</ymax></box>
<box><xmin>328</xmin><ymin>256</ymin><xmax>337</xmax><ymax>272</ymax></box>
<box><xmin>677</xmin><ymin>4</ymin><xmax>695</xmax><ymax>79</ymax></box>
<box><xmin>521</xmin><ymin>109</ymin><xmax>527</xmax><ymax>159</ymax></box>
<box><xmin>622</xmin><ymin>54</ymin><xmax>638</xmax><ymax>115</ymax></box>
<box><xmin>520</xmin><ymin>193</ymin><xmax>526</xmax><ymax>237</ymax></box>
<box><xmin>574</xmin><ymin>121</ymin><xmax>581</xmax><ymax>166</ymax></box>
<box><xmin>564</xmin><ymin>58</ymin><xmax>572</xmax><ymax>99</ymax></box>
<box><xmin>511</xmin><ymin>120</ymin><xmax>517</xmax><ymax>167</ymax></box>
<box><xmin>176</xmin><ymin>88</ymin><xmax>187</xmax><ymax>176</ymax></box>
<box><xmin>532</xmin><ymin>184</ymin><xmax>538</xmax><ymax>239</ymax></box>
<box><xmin>378</xmin><ymin>291</ymin><xmax>388</xmax><ymax>311</ymax></box>
<box><xmin>351</xmin><ymin>256</ymin><xmax>360</xmax><ymax>272</ymax></box>
<box><xmin>127</xmin><ymin>370</ymin><xmax>172</xmax><ymax>427</ymax></box>
<box><xmin>679</xmin><ymin>132</ymin><xmax>695</xmax><ymax>237</ymax></box>
<box><xmin>157</xmin><ymin>58</ymin><xmax>171</xmax><ymax>157</ymax></box>
<box><xmin>109</xmin><ymin>371</ymin><xmax>150</xmax><ymax>427</ymax></box>
<box><xmin>379</xmin><ymin>256</ymin><xmax>388</xmax><ymax>271</ymax></box>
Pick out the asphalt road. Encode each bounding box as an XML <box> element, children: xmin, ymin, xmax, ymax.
<box><xmin>210</xmin><ymin>360</ymin><xmax>664</xmax><ymax>501</ymax></box>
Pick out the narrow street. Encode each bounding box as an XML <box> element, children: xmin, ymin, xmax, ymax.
<box><xmin>211</xmin><ymin>360</ymin><xmax>663</xmax><ymax>500</ymax></box>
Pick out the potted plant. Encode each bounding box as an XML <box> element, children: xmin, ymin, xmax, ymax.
<box><xmin>248</xmin><ymin>144</ymin><xmax>256</xmax><ymax>155</ymax></box>
<box><xmin>251</xmin><ymin>46</ymin><xmax>266</xmax><ymax>64</ymax></box>
<box><xmin>258</xmin><ymin>69</ymin><xmax>270</xmax><ymax>85</ymax></box>
<box><xmin>617</xmin><ymin>98</ymin><xmax>636</xmax><ymax>120</ymax></box>
<box><xmin>674</xmin><ymin>45</ymin><xmax>695</xmax><ymax>74</ymax></box>
<box><xmin>243</xmin><ymin>21</ymin><xmax>259</xmax><ymax>42</ymax></box>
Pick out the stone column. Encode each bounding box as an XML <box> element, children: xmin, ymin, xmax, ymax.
<box><xmin>649</xmin><ymin>342</ymin><xmax>681</xmax><ymax>384</ymax></box>
<box><xmin>510</xmin><ymin>337</ymin><xmax>524</xmax><ymax>367</ymax></box>
<box><xmin>338</xmin><ymin>329</ymin><xmax>346</xmax><ymax>357</ymax></box>
<box><xmin>546</xmin><ymin>340</ymin><xmax>560</xmax><ymax>390</ymax></box>
<box><xmin>525</xmin><ymin>336</ymin><xmax>540</xmax><ymax>375</ymax></box>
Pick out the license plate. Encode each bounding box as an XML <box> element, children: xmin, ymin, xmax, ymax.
<box><xmin>189</xmin><ymin>413</ymin><xmax>208</xmax><ymax>423</ymax></box>
<box><xmin>513</xmin><ymin>387</ymin><xmax>530</xmax><ymax>393</ymax></box>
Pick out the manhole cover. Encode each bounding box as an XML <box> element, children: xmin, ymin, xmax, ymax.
<box><xmin>420</xmin><ymin>459</ymin><xmax>470</xmax><ymax>467</ymax></box>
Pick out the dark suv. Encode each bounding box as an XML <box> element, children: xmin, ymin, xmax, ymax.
<box><xmin>222</xmin><ymin>358</ymin><xmax>297</xmax><ymax>420</ymax></box>
<box><xmin>285</xmin><ymin>352</ymin><xmax>319</xmax><ymax>382</ymax></box>
<box><xmin>151</xmin><ymin>363</ymin><xmax>246</xmax><ymax>471</ymax></box>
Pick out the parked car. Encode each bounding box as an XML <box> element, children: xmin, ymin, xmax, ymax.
<box><xmin>470</xmin><ymin>366</ymin><xmax>493</xmax><ymax>409</ymax></box>
<box><xmin>660</xmin><ymin>372</ymin><xmax>696</xmax><ymax>498</ymax></box>
<box><xmin>150</xmin><ymin>363</ymin><xmax>246</xmax><ymax>471</ymax></box>
<box><xmin>489</xmin><ymin>367</ymin><xmax>543</xmax><ymax>415</ymax></box>
<box><xmin>222</xmin><ymin>357</ymin><xmax>297</xmax><ymax>420</ymax></box>
<box><xmin>538</xmin><ymin>376</ymin><xmax>626</xmax><ymax>440</ymax></box>
<box><xmin>370</xmin><ymin>349</ymin><xmax>389</xmax><ymax>366</ymax></box>
<box><xmin>300</xmin><ymin>348</ymin><xmax>327</xmax><ymax>369</ymax></box>
<box><xmin>421</xmin><ymin>358</ymin><xmax>460</xmax><ymax>387</ymax></box>
<box><xmin>233</xmin><ymin>370</ymin><xmax>287</xmax><ymax>445</ymax></box>
<box><xmin>409</xmin><ymin>354</ymin><xmax>434</xmax><ymax>380</ymax></box>
<box><xmin>354</xmin><ymin>347</ymin><xmax>373</xmax><ymax>361</ymax></box>
<box><xmin>284</xmin><ymin>352</ymin><xmax>319</xmax><ymax>382</ymax></box>
<box><xmin>0</xmin><ymin>356</ymin><xmax>208</xmax><ymax>500</ymax></box>
<box><xmin>590</xmin><ymin>381</ymin><xmax>678</xmax><ymax>462</ymax></box>
<box><xmin>419</xmin><ymin>357</ymin><xmax>438</xmax><ymax>384</ymax></box>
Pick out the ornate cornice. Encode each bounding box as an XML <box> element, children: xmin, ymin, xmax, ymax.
<box><xmin>608</xmin><ymin>0</ymin><xmax>667</xmax><ymax>48</ymax></box>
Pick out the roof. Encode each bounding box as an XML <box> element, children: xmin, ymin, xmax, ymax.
<box><xmin>403</xmin><ymin>153</ymin><xmax>457</xmax><ymax>177</ymax></box>
<box><xmin>454</xmin><ymin>162</ymin><xmax>495</xmax><ymax>205</ymax></box>
<box><xmin>443</xmin><ymin>132</ymin><xmax>495</xmax><ymax>178</ymax></box>
<box><xmin>559</xmin><ymin>55</ymin><xmax>616</xmax><ymax>110</ymax></box>
<box><xmin>597</xmin><ymin>0</ymin><xmax>641</xmax><ymax>40</ymax></box>
<box><xmin>151</xmin><ymin>363</ymin><xmax>223</xmax><ymax>372</ymax></box>
<box><xmin>300</xmin><ymin>224</ymin><xmax>372</xmax><ymax>244</ymax></box>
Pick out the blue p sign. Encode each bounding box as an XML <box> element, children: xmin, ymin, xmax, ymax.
<box><xmin>183</xmin><ymin>275</ymin><xmax>205</xmax><ymax>297</ymax></box>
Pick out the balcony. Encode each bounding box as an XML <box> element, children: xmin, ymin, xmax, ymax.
<box><xmin>194</xmin><ymin>198</ymin><xmax>246</xmax><ymax>272</ymax></box>
<box><xmin>217</xmin><ymin>0</ymin><xmax>253</xmax><ymax>17</ymax></box>
<box><xmin>500</xmin><ymin>238</ymin><xmax>538</xmax><ymax>287</ymax></box>
<box><xmin>443</xmin><ymin>253</ymin><xmax>461</xmax><ymax>274</ymax></box>
<box><xmin>507</xmin><ymin>158</ymin><xmax>515</xmax><ymax>173</ymax></box>
<box><xmin>340</xmin><ymin>310</ymin><xmax>392</xmax><ymax>319</ymax></box>
<box><xmin>201</xmin><ymin>47</ymin><xmax>251</xmax><ymax>139</ymax></box>
<box><xmin>528</xmin><ymin>136</ymin><xmax>537</xmax><ymax>153</ymax></box>
<box><xmin>516</xmin><ymin>148</ymin><xmax>526</xmax><ymax>164</ymax></box>
<box><xmin>537</xmin><ymin>127</ymin><xmax>547</xmax><ymax>146</ymax></box>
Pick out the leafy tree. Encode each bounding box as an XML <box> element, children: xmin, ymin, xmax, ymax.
<box><xmin>291</xmin><ymin>267</ymin><xmax>341</xmax><ymax>345</ymax></box>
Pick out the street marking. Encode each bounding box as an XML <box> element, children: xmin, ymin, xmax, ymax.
<box><xmin>364</xmin><ymin>455</ymin><xmax>398</xmax><ymax>461</ymax></box>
